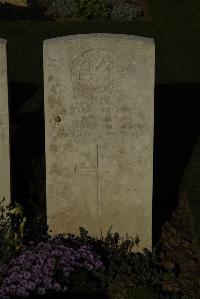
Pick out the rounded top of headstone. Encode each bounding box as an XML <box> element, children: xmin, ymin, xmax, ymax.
<box><xmin>43</xmin><ymin>33</ymin><xmax>154</xmax><ymax>47</ymax></box>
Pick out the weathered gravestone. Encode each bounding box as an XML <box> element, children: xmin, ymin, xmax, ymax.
<box><xmin>44</xmin><ymin>33</ymin><xmax>155</xmax><ymax>251</ymax></box>
<box><xmin>0</xmin><ymin>38</ymin><xmax>10</xmax><ymax>207</ymax></box>
<box><xmin>0</xmin><ymin>0</ymin><xmax>27</xmax><ymax>7</ymax></box>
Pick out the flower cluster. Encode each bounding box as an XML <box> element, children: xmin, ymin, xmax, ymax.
<box><xmin>46</xmin><ymin>0</ymin><xmax>79</xmax><ymax>18</ymax></box>
<box><xmin>110</xmin><ymin>1</ymin><xmax>143</xmax><ymax>21</ymax></box>
<box><xmin>0</xmin><ymin>234</ymin><xmax>105</xmax><ymax>298</ymax></box>
<box><xmin>44</xmin><ymin>0</ymin><xmax>143</xmax><ymax>21</ymax></box>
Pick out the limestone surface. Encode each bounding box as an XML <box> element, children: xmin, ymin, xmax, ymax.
<box><xmin>44</xmin><ymin>33</ymin><xmax>155</xmax><ymax>251</ymax></box>
<box><xmin>0</xmin><ymin>38</ymin><xmax>10</xmax><ymax>208</ymax></box>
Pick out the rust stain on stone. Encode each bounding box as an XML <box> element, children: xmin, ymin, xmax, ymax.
<box><xmin>55</xmin><ymin>115</ymin><xmax>61</xmax><ymax>123</ymax></box>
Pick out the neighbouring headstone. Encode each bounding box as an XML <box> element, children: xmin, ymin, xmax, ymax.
<box><xmin>44</xmin><ymin>33</ymin><xmax>155</xmax><ymax>251</ymax></box>
<box><xmin>0</xmin><ymin>38</ymin><xmax>10</xmax><ymax>208</ymax></box>
<box><xmin>0</xmin><ymin>0</ymin><xmax>27</xmax><ymax>7</ymax></box>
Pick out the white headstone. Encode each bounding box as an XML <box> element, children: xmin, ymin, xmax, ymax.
<box><xmin>44</xmin><ymin>33</ymin><xmax>155</xmax><ymax>251</ymax></box>
<box><xmin>0</xmin><ymin>38</ymin><xmax>10</xmax><ymax>208</ymax></box>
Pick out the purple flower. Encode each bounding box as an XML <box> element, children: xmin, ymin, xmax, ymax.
<box><xmin>16</xmin><ymin>287</ymin><xmax>29</xmax><ymax>298</ymax></box>
<box><xmin>21</xmin><ymin>271</ymin><xmax>31</xmax><ymax>280</ymax></box>
<box><xmin>0</xmin><ymin>233</ymin><xmax>105</xmax><ymax>297</ymax></box>
<box><xmin>25</xmin><ymin>281</ymin><xmax>36</xmax><ymax>291</ymax></box>
<box><xmin>34</xmin><ymin>278</ymin><xmax>42</xmax><ymax>286</ymax></box>
<box><xmin>43</xmin><ymin>278</ymin><xmax>53</xmax><ymax>290</ymax></box>
<box><xmin>51</xmin><ymin>250</ymin><xmax>63</xmax><ymax>256</ymax></box>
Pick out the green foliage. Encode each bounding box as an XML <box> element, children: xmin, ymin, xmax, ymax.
<box><xmin>34</xmin><ymin>0</ymin><xmax>144</xmax><ymax>21</ymax></box>
<box><xmin>76</xmin><ymin>228</ymin><xmax>184</xmax><ymax>298</ymax></box>
<box><xmin>0</xmin><ymin>220</ymin><xmax>183</xmax><ymax>298</ymax></box>
<box><xmin>9</xmin><ymin>202</ymin><xmax>26</xmax><ymax>252</ymax></box>
<box><xmin>27</xmin><ymin>0</ymin><xmax>49</xmax><ymax>11</ymax></box>
<box><xmin>77</xmin><ymin>0</ymin><xmax>111</xmax><ymax>20</ymax></box>
<box><xmin>125</xmin><ymin>284</ymin><xmax>159</xmax><ymax>299</ymax></box>
<box><xmin>77</xmin><ymin>227</ymin><xmax>165</xmax><ymax>297</ymax></box>
<box><xmin>46</xmin><ymin>0</ymin><xmax>79</xmax><ymax>18</ymax></box>
<box><xmin>68</xmin><ymin>267</ymin><xmax>103</xmax><ymax>296</ymax></box>
<box><xmin>110</xmin><ymin>1</ymin><xmax>143</xmax><ymax>22</ymax></box>
<box><xmin>0</xmin><ymin>199</ymin><xmax>26</xmax><ymax>265</ymax></box>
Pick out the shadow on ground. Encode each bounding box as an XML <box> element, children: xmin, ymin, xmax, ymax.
<box><xmin>153</xmin><ymin>82</ymin><xmax>200</xmax><ymax>244</ymax></box>
<box><xmin>8</xmin><ymin>81</ymin><xmax>44</xmax><ymax>207</ymax></box>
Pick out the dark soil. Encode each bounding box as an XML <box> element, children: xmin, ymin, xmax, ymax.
<box><xmin>160</xmin><ymin>191</ymin><xmax>200</xmax><ymax>298</ymax></box>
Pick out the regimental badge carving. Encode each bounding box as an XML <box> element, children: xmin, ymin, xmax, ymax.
<box><xmin>71</xmin><ymin>49</ymin><xmax>116</xmax><ymax>95</ymax></box>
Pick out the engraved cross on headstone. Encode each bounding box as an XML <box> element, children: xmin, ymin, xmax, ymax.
<box><xmin>74</xmin><ymin>144</ymin><xmax>135</xmax><ymax>216</ymax></box>
<box><xmin>74</xmin><ymin>144</ymin><xmax>103</xmax><ymax>216</ymax></box>
<box><xmin>74</xmin><ymin>144</ymin><xmax>112</xmax><ymax>216</ymax></box>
